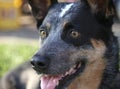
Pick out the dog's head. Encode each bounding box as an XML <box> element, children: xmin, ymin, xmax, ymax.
<box><xmin>29</xmin><ymin>0</ymin><xmax>119</xmax><ymax>89</ymax></box>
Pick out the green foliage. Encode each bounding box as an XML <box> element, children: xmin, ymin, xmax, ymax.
<box><xmin>0</xmin><ymin>44</ymin><xmax>38</xmax><ymax>77</ymax></box>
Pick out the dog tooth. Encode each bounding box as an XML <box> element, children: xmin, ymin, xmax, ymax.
<box><xmin>77</xmin><ymin>63</ymin><xmax>81</xmax><ymax>68</ymax></box>
<box><xmin>65</xmin><ymin>71</ymin><xmax>69</xmax><ymax>76</ymax></box>
<box><xmin>65</xmin><ymin>72</ymin><xmax>68</xmax><ymax>76</ymax></box>
<box><xmin>69</xmin><ymin>68</ymin><xmax>74</xmax><ymax>74</ymax></box>
<box><xmin>53</xmin><ymin>79</ymin><xmax>57</xmax><ymax>83</ymax></box>
<box><xmin>40</xmin><ymin>74</ymin><xmax>43</xmax><ymax>77</ymax></box>
<box><xmin>56</xmin><ymin>80</ymin><xmax>59</xmax><ymax>85</ymax></box>
<box><xmin>71</xmin><ymin>70</ymin><xmax>76</xmax><ymax>74</ymax></box>
<box><xmin>44</xmin><ymin>74</ymin><xmax>49</xmax><ymax>77</ymax></box>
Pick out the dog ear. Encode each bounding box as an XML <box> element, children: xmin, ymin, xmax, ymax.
<box><xmin>86</xmin><ymin>0</ymin><xmax>115</xmax><ymax>18</ymax></box>
<box><xmin>84</xmin><ymin>0</ymin><xmax>116</xmax><ymax>26</ymax></box>
<box><xmin>28</xmin><ymin>0</ymin><xmax>57</xmax><ymax>26</ymax></box>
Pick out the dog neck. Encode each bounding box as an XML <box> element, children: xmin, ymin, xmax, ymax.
<box><xmin>68</xmin><ymin>58</ymin><xmax>106</xmax><ymax>89</ymax></box>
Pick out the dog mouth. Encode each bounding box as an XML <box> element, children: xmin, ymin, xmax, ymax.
<box><xmin>40</xmin><ymin>62</ymin><xmax>85</xmax><ymax>89</ymax></box>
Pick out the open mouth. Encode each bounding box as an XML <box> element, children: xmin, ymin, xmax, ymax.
<box><xmin>40</xmin><ymin>62</ymin><xmax>85</xmax><ymax>89</ymax></box>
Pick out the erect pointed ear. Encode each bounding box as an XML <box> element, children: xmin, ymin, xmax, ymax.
<box><xmin>86</xmin><ymin>0</ymin><xmax>115</xmax><ymax>18</ymax></box>
<box><xmin>28</xmin><ymin>0</ymin><xmax>57</xmax><ymax>25</ymax></box>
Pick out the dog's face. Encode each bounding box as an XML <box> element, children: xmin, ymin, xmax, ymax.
<box><xmin>30</xmin><ymin>1</ymin><xmax>117</xmax><ymax>89</ymax></box>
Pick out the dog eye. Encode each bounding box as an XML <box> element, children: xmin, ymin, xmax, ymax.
<box><xmin>70</xmin><ymin>31</ymin><xmax>80</xmax><ymax>38</ymax></box>
<box><xmin>40</xmin><ymin>30</ymin><xmax>47</xmax><ymax>39</ymax></box>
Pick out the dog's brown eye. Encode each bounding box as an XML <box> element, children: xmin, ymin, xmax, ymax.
<box><xmin>70</xmin><ymin>31</ymin><xmax>80</xmax><ymax>38</ymax></box>
<box><xmin>40</xmin><ymin>30</ymin><xmax>47</xmax><ymax>39</ymax></box>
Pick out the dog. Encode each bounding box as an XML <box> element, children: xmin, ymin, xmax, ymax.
<box><xmin>28</xmin><ymin>0</ymin><xmax>120</xmax><ymax>89</ymax></box>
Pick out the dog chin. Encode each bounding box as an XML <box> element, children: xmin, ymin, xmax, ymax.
<box><xmin>40</xmin><ymin>62</ymin><xmax>85</xmax><ymax>89</ymax></box>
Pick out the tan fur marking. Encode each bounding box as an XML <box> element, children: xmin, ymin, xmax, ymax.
<box><xmin>87</xmin><ymin>0</ymin><xmax>98</xmax><ymax>12</ymax></box>
<box><xmin>46</xmin><ymin>0</ymin><xmax>51</xmax><ymax>7</ymax></box>
<box><xmin>80</xmin><ymin>59</ymin><xmax>105</xmax><ymax>89</ymax></box>
<box><xmin>68</xmin><ymin>58</ymin><xmax>105</xmax><ymax>89</ymax></box>
<box><xmin>68</xmin><ymin>39</ymin><xmax>106</xmax><ymax>89</ymax></box>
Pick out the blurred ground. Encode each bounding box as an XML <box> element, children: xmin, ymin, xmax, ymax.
<box><xmin>0</xmin><ymin>16</ymin><xmax>39</xmax><ymax>45</ymax></box>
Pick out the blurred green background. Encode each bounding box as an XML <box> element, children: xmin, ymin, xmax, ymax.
<box><xmin>0</xmin><ymin>44</ymin><xmax>38</xmax><ymax>77</ymax></box>
<box><xmin>0</xmin><ymin>0</ymin><xmax>39</xmax><ymax>77</ymax></box>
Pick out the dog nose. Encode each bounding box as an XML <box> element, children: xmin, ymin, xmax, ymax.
<box><xmin>31</xmin><ymin>54</ymin><xmax>49</xmax><ymax>70</ymax></box>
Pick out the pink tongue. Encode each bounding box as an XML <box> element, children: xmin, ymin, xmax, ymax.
<box><xmin>41</xmin><ymin>75</ymin><xmax>62</xmax><ymax>89</ymax></box>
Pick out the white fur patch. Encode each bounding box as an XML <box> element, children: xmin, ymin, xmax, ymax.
<box><xmin>59</xmin><ymin>3</ymin><xmax>73</xmax><ymax>17</ymax></box>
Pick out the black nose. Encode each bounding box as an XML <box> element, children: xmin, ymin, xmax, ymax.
<box><xmin>31</xmin><ymin>54</ymin><xmax>49</xmax><ymax>71</ymax></box>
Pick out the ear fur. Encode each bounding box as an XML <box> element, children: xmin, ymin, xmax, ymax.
<box><xmin>86</xmin><ymin>0</ymin><xmax>115</xmax><ymax>18</ymax></box>
<box><xmin>82</xmin><ymin>0</ymin><xmax>116</xmax><ymax>27</ymax></box>
<box><xmin>28</xmin><ymin>0</ymin><xmax>57</xmax><ymax>26</ymax></box>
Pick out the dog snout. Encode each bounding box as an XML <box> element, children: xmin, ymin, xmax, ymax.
<box><xmin>31</xmin><ymin>54</ymin><xmax>50</xmax><ymax>71</ymax></box>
